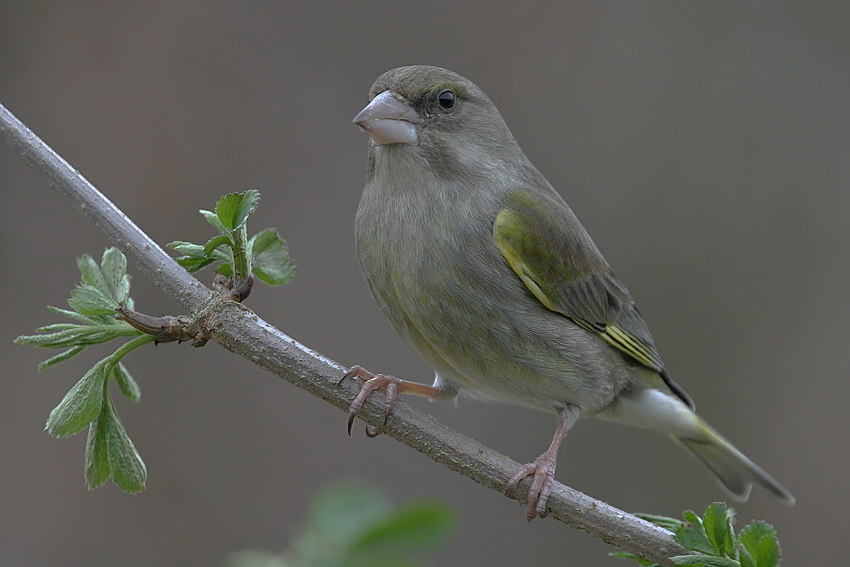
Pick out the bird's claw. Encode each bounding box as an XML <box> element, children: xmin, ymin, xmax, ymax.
<box><xmin>506</xmin><ymin>455</ymin><xmax>558</xmax><ymax>521</ymax></box>
<box><xmin>365</xmin><ymin>425</ymin><xmax>382</xmax><ymax>437</ymax></box>
<box><xmin>340</xmin><ymin>365</ymin><xmax>401</xmax><ymax>437</ymax></box>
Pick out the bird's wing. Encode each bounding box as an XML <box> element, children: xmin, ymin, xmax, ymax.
<box><xmin>493</xmin><ymin>189</ymin><xmax>694</xmax><ymax>408</ymax></box>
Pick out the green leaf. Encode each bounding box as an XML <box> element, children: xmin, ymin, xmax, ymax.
<box><xmin>610</xmin><ymin>552</ymin><xmax>661</xmax><ymax>566</ymax></box>
<box><xmin>214</xmin><ymin>193</ymin><xmax>242</xmax><ymax>231</ymax></box>
<box><xmin>201</xmin><ymin>208</ymin><xmax>229</xmax><ymax>235</ymax></box>
<box><xmin>77</xmin><ymin>254</ymin><xmax>109</xmax><ymax>295</ymax></box>
<box><xmin>113</xmin><ymin>362</ymin><xmax>141</xmax><ymax>401</ymax></box>
<box><xmin>168</xmin><ymin>241</ymin><xmax>206</xmax><ymax>257</ymax></box>
<box><xmin>103</xmin><ymin>396</ymin><xmax>147</xmax><ymax>493</ymax></box>
<box><xmin>670</xmin><ymin>556</ymin><xmax>740</xmax><ymax>567</ymax></box>
<box><xmin>636</xmin><ymin>513</ymin><xmax>684</xmax><ymax>533</ymax></box>
<box><xmin>46</xmin><ymin>359</ymin><xmax>109</xmax><ymax>437</ymax></box>
<box><xmin>101</xmin><ymin>248</ymin><xmax>130</xmax><ymax>304</ymax></box>
<box><xmin>350</xmin><ymin>557</ymin><xmax>418</xmax><ymax>567</ymax></box>
<box><xmin>251</xmin><ymin>228</ymin><xmax>296</xmax><ymax>286</ymax></box>
<box><xmin>703</xmin><ymin>503</ymin><xmax>736</xmax><ymax>558</ymax></box>
<box><xmin>234</xmin><ymin>189</ymin><xmax>261</xmax><ymax>227</ymax></box>
<box><xmin>226</xmin><ymin>550</ymin><xmax>291</xmax><ymax>567</ymax></box>
<box><xmin>35</xmin><ymin>323</ymin><xmax>86</xmax><ymax>332</ymax></box>
<box><xmin>307</xmin><ymin>482</ymin><xmax>393</xmax><ymax>547</ymax></box>
<box><xmin>204</xmin><ymin>234</ymin><xmax>233</xmax><ymax>257</ymax></box>
<box><xmin>249</xmin><ymin>227</ymin><xmax>280</xmax><ymax>255</ymax></box>
<box><xmin>175</xmin><ymin>255</ymin><xmax>219</xmax><ymax>273</ymax></box>
<box><xmin>69</xmin><ymin>284</ymin><xmax>119</xmax><ymax>316</ymax></box>
<box><xmin>352</xmin><ymin>501</ymin><xmax>455</xmax><ymax>554</ymax></box>
<box><xmin>675</xmin><ymin>510</ymin><xmax>716</xmax><ymax>556</ymax></box>
<box><xmin>38</xmin><ymin>345</ymin><xmax>87</xmax><ymax>371</ymax></box>
<box><xmin>169</xmin><ymin>241</ymin><xmax>231</xmax><ymax>272</ymax></box>
<box><xmin>16</xmin><ymin>323</ymin><xmax>137</xmax><ymax>349</ymax></box>
<box><xmin>739</xmin><ymin>522</ymin><xmax>780</xmax><ymax>567</ymax></box>
<box><xmin>216</xmin><ymin>263</ymin><xmax>234</xmax><ymax>278</ymax></box>
<box><xmin>216</xmin><ymin>189</ymin><xmax>260</xmax><ymax>231</ymax></box>
<box><xmin>85</xmin><ymin>407</ymin><xmax>110</xmax><ymax>489</ymax></box>
<box><xmin>47</xmin><ymin>305</ymin><xmax>101</xmax><ymax>324</ymax></box>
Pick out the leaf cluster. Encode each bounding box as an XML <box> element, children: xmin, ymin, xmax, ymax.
<box><xmin>17</xmin><ymin>191</ymin><xmax>296</xmax><ymax>494</ymax></box>
<box><xmin>613</xmin><ymin>503</ymin><xmax>782</xmax><ymax>567</ymax></box>
<box><xmin>15</xmin><ymin>248</ymin><xmax>150</xmax><ymax>493</ymax></box>
<box><xmin>227</xmin><ymin>482</ymin><xmax>455</xmax><ymax>567</ymax></box>
<box><xmin>168</xmin><ymin>189</ymin><xmax>295</xmax><ymax>287</ymax></box>
<box><xmin>16</xmin><ymin>250</ymin><xmax>139</xmax><ymax>363</ymax></box>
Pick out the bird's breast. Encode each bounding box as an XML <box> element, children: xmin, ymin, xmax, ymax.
<box><xmin>353</xmin><ymin>162</ymin><xmax>627</xmax><ymax>413</ymax></box>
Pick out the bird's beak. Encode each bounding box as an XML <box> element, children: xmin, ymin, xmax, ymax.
<box><xmin>353</xmin><ymin>90</ymin><xmax>422</xmax><ymax>145</ymax></box>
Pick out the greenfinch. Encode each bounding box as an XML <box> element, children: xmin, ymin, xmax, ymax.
<box><xmin>346</xmin><ymin>65</ymin><xmax>794</xmax><ymax>519</ymax></box>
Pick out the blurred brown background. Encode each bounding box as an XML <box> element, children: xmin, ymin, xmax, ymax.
<box><xmin>1</xmin><ymin>1</ymin><xmax>847</xmax><ymax>565</ymax></box>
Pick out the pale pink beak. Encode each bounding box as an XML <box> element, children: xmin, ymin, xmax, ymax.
<box><xmin>353</xmin><ymin>90</ymin><xmax>422</xmax><ymax>145</ymax></box>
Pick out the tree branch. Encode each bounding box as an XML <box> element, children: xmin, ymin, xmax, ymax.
<box><xmin>1</xmin><ymin>101</ymin><xmax>688</xmax><ymax>566</ymax></box>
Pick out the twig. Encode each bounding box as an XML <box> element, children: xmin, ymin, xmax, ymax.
<box><xmin>0</xmin><ymin>101</ymin><xmax>688</xmax><ymax>566</ymax></box>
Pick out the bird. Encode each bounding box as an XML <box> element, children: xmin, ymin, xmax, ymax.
<box><xmin>344</xmin><ymin>65</ymin><xmax>794</xmax><ymax>520</ymax></box>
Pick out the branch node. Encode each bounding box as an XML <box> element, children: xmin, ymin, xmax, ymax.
<box><xmin>117</xmin><ymin>307</ymin><xmax>207</xmax><ymax>346</ymax></box>
<box><xmin>212</xmin><ymin>272</ymin><xmax>254</xmax><ymax>302</ymax></box>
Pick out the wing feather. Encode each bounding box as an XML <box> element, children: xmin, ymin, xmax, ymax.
<box><xmin>493</xmin><ymin>190</ymin><xmax>694</xmax><ymax>409</ymax></box>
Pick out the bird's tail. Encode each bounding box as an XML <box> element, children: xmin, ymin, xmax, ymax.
<box><xmin>674</xmin><ymin>419</ymin><xmax>794</xmax><ymax>504</ymax></box>
<box><xmin>598</xmin><ymin>388</ymin><xmax>795</xmax><ymax>505</ymax></box>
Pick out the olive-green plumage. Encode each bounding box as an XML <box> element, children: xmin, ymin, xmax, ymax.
<box><xmin>351</xmin><ymin>65</ymin><xmax>794</xmax><ymax>515</ymax></box>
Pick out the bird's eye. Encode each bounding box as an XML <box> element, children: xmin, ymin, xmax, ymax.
<box><xmin>437</xmin><ymin>89</ymin><xmax>455</xmax><ymax>109</ymax></box>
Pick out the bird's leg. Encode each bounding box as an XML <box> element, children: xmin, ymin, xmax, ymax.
<box><xmin>340</xmin><ymin>365</ymin><xmax>450</xmax><ymax>437</ymax></box>
<box><xmin>506</xmin><ymin>405</ymin><xmax>580</xmax><ymax>521</ymax></box>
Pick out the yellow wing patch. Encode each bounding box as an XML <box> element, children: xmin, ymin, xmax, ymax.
<box><xmin>599</xmin><ymin>325</ymin><xmax>663</xmax><ymax>371</ymax></box>
<box><xmin>495</xmin><ymin>209</ymin><xmax>557</xmax><ymax>312</ymax></box>
<box><xmin>494</xmin><ymin>208</ymin><xmax>663</xmax><ymax>373</ymax></box>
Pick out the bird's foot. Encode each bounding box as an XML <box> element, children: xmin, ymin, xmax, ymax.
<box><xmin>506</xmin><ymin>454</ymin><xmax>558</xmax><ymax>521</ymax></box>
<box><xmin>341</xmin><ymin>365</ymin><xmax>447</xmax><ymax>436</ymax></box>
<box><xmin>339</xmin><ymin>365</ymin><xmax>405</xmax><ymax>437</ymax></box>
